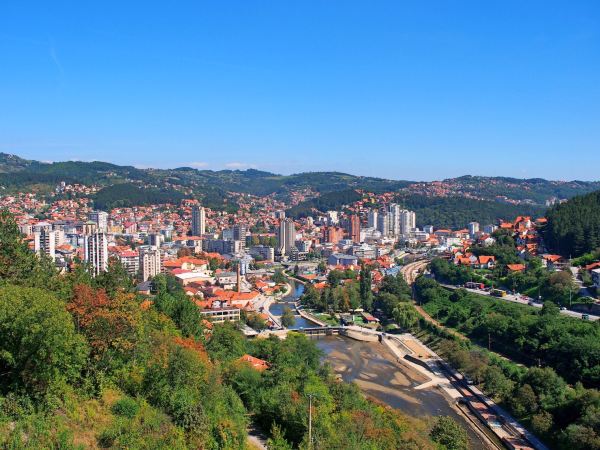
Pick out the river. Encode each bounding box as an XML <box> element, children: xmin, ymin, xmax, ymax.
<box><xmin>271</xmin><ymin>280</ymin><xmax>488</xmax><ymax>449</ymax></box>
<box><xmin>268</xmin><ymin>281</ymin><xmax>319</xmax><ymax>329</ymax></box>
<box><xmin>315</xmin><ymin>335</ymin><xmax>488</xmax><ymax>449</ymax></box>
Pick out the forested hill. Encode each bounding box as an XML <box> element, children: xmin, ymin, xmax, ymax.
<box><xmin>398</xmin><ymin>195</ymin><xmax>546</xmax><ymax>229</ymax></box>
<box><xmin>1</xmin><ymin>152</ymin><xmax>599</xmax><ymax>211</ymax></box>
<box><xmin>286</xmin><ymin>192</ymin><xmax>546</xmax><ymax>229</ymax></box>
<box><xmin>543</xmin><ymin>190</ymin><xmax>600</xmax><ymax>257</ymax></box>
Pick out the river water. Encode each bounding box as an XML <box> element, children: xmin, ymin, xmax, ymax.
<box><xmin>315</xmin><ymin>335</ymin><xmax>487</xmax><ymax>449</ymax></box>
<box><xmin>268</xmin><ymin>282</ymin><xmax>318</xmax><ymax>329</ymax></box>
<box><xmin>271</xmin><ymin>280</ymin><xmax>487</xmax><ymax>448</ymax></box>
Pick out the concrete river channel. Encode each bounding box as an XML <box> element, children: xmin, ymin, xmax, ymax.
<box><xmin>270</xmin><ymin>281</ymin><xmax>489</xmax><ymax>449</ymax></box>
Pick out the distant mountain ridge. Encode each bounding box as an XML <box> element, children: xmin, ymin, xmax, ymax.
<box><xmin>1</xmin><ymin>152</ymin><xmax>599</xmax><ymax>209</ymax></box>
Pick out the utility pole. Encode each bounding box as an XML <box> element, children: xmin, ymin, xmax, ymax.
<box><xmin>488</xmin><ymin>332</ymin><xmax>491</xmax><ymax>351</ymax></box>
<box><xmin>569</xmin><ymin>287</ymin><xmax>572</xmax><ymax>308</ymax></box>
<box><xmin>308</xmin><ymin>394</ymin><xmax>313</xmax><ymax>449</ymax></box>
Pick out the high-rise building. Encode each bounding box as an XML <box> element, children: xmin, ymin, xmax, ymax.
<box><xmin>191</xmin><ymin>205</ymin><xmax>206</xmax><ymax>236</ymax></box>
<box><xmin>139</xmin><ymin>245</ymin><xmax>162</xmax><ymax>281</ymax></box>
<box><xmin>84</xmin><ymin>232</ymin><xmax>109</xmax><ymax>276</ymax></box>
<box><xmin>277</xmin><ymin>218</ymin><xmax>296</xmax><ymax>256</ymax></box>
<box><xmin>232</xmin><ymin>224</ymin><xmax>247</xmax><ymax>247</ymax></box>
<box><xmin>88</xmin><ymin>210</ymin><xmax>109</xmax><ymax>232</ymax></box>
<box><xmin>377</xmin><ymin>211</ymin><xmax>390</xmax><ymax>237</ymax></box>
<box><xmin>322</xmin><ymin>226</ymin><xmax>344</xmax><ymax>244</ymax></box>
<box><xmin>326</xmin><ymin>211</ymin><xmax>339</xmax><ymax>225</ymax></box>
<box><xmin>367</xmin><ymin>210</ymin><xmax>378</xmax><ymax>228</ymax></box>
<box><xmin>389</xmin><ymin>204</ymin><xmax>402</xmax><ymax>237</ymax></box>
<box><xmin>119</xmin><ymin>250</ymin><xmax>140</xmax><ymax>277</ymax></box>
<box><xmin>350</xmin><ymin>214</ymin><xmax>361</xmax><ymax>243</ymax></box>
<box><xmin>468</xmin><ymin>222</ymin><xmax>480</xmax><ymax>236</ymax></box>
<box><xmin>148</xmin><ymin>233</ymin><xmax>164</xmax><ymax>247</ymax></box>
<box><xmin>400</xmin><ymin>210</ymin><xmax>416</xmax><ymax>236</ymax></box>
<box><xmin>34</xmin><ymin>228</ymin><xmax>57</xmax><ymax>260</ymax></box>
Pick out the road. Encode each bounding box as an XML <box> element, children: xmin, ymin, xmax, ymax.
<box><xmin>399</xmin><ymin>259</ymin><xmax>599</xmax><ymax>322</ymax></box>
<box><xmin>441</xmin><ymin>284</ymin><xmax>600</xmax><ymax>321</ymax></box>
<box><xmin>399</xmin><ymin>259</ymin><xmax>429</xmax><ymax>284</ymax></box>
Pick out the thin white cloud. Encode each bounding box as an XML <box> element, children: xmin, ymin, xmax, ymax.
<box><xmin>49</xmin><ymin>44</ymin><xmax>64</xmax><ymax>77</ymax></box>
<box><xmin>224</xmin><ymin>162</ymin><xmax>257</xmax><ymax>169</ymax></box>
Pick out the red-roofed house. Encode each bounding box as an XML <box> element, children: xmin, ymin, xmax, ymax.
<box><xmin>238</xmin><ymin>354</ymin><xmax>269</xmax><ymax>371</ymax></box>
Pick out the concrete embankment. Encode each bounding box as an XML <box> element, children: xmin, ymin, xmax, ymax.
<box><xmin>296</xmin><ymin>308</ymin><xmax>327</xmax><ymax>326</ymax></box>
<box><xmin>340</xmin><ymin>328</ymin><xmax>379</xmax><ymax>342</ymax></box>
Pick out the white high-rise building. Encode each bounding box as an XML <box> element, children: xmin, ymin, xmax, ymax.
<box><xmin>377</xmin><ymin>211</ymin><xmax>390</xmax><ymax>237</ymax></box>
<box><xmin>84</xmin><ymin>232</ymin><xmax>109</xmax><ymax>276</ymax></box>
<box><xmin>367</xmin><ymin>210</ymin><xmax>378</xmax><ymax>228</ymax></box>
<box><xmin>119</xmin><ymin>250</ymin><xmax>140</xmax><ymax>277</ymax></box>
<box><xmin>88</xmin><ymin>211</ymin><xmax>109</xmax><ymax>232</ymax></box>
<box><xmin>34</xmin><ymin>229</ymin><xmax>57</xmax><ymax>260</ymax></box>
<box><xmin>191</xmin><ymin>205</ymin><xmax>206</xmax><ymax>236</ymax></box>
<box><xmin>389</xmin><ymin>204</ymin><xmax>402</xmax><ymax>237</ymax></box>
<box><xmin>400</xmin><ymin>210</ymin><xmax>416</xmax><ymax>236</ymax></box>
<box><xmin>277</xmin><ymin>218</ymin><xmax>296</xmax><ymax>256</ymax></box>
<box><xmin>139</xmin><ymin>245</ymin><xmax>162</xmax><ymax>281</ymax></box>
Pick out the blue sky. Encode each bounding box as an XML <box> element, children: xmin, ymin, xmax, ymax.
<box><xmin>1</xmin><ymin>1</ymin><xmax>599</xmax><ymax>180</ymax></box>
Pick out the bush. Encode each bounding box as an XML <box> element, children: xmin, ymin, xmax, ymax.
<box><xmin>112</xmin><ymin>397</ymin><xmax>140</xmax><ymax>418</ymax></box>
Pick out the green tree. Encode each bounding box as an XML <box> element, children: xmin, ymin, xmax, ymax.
<box><xmin>531</xmin><ymin>411</ymin><xmax>554</xmax><ymax>435</ymax></box>
<box><xmin>281</xmin><ymin>306</ymin><xmax>296</xmax><ymax>328</ymax></box>
<box><xmin>393</xmin><ymin>303</ymin><xmax>420</xmax><ymax>330</ymax></box>
<box><xmin>0</xmin><ymin>285</ymin><xmax>88</xmax><ymax>395</ymax></box>
<box><xmin>430</xmin><ymin>416</ymin><xmax>468</xmax><ymax>450</ymax></box>
<box><xmin>267</xmin><ymin>423</ymin><xmax>293</xmax><ymax>450</ymax></box>
<box><xmin>359</xmin><ymin>264</ymin><xmax>373</xmax><ymax>311</ymax></box>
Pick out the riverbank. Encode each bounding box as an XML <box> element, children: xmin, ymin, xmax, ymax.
<box><xmin>316</xmin><ymin>336</ymin><xmax>490</xmax><ymax>450</ymax></box>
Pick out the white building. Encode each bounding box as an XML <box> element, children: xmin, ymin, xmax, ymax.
<box><xmin>88</xmin><ymin>211</ymin><xmax>109</xmax><ymax>232</ymax></box>
<box><xmin>592</xmin><ymin>268</ymin><xmax>600</xmax><ymax>287</ymax></box>
<box><xmin>250</xmin><ymin>245</ymin><xmax>275</xmax><ymax>261</ymax></box>
<box><xmin>326</xmin><ymin>211</ymin><xmax>339</xmax><ymax>225</ymax></box>
<box><xmin>377</xmin><ymin>211</ymin><xmax>390</xmax><ymax>237</ymax></box>
<box><xmin>34</xmin><ymin>228</ymin><xmax>57</xmax><ymax>260</ymax></box>
<box><xmin>400</xmin><ymin>210</ymin><xmax>416</xmax><ymax>236</ymax></box>
<box><xmin>84</xmin><ymin>232</ymin><xmax>109</xmax><ymax>276</ymax></box>
<box><xmin>148</xmin><ymin>233</ymin><xmax>164</xmax><ymax>247</ymax></box>
<box><xmin>191</xmin><ymin>205</ymin><xmax>206</xmax><ymax>236</ymax></box>
<box><xmin>119</xmin><ymin>250</ymin><xmax>140</xmax><ymax>277</ymax></box>
<box><xmin>139</xmin><ymin>245</ymin><xmax>162</xmax><ymax>281</ymax></box>
<box><xmin>468</xmin><ymin>222</ymin><xmax>480</xmax><ymax>236</ymax></box>
<box><xmin>483</xmin><ymin>224</ymin><xmax>497</xmax><ymax>234</ymax></box>
<box><xmin>277</xmin><ymin>218</ymin><xmax>296</xmax><ymax>256</ymax></box>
